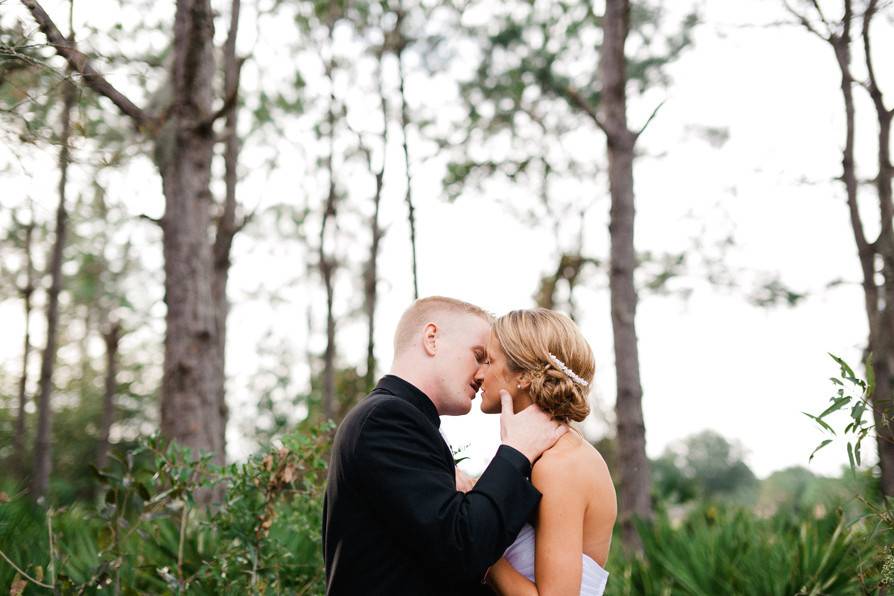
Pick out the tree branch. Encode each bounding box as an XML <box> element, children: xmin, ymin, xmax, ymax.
<box><xmin>809</xmin><ymin>0</ymin><xmax>832</xmax><ymax>30</ymax></box>
<box><xmin>782</xmin><ymin>0</ymin><xmax>830</xmax><ymax>40</ymax></box>
<box><xmin>561</xmin><ymin>83</ymin><xmax>609</xmax><ymax>136</ymax></box>
<box><xmin>197</xmin><ymin>57</ymin><xmax>245</xmax><ymax>131</ymax></box>
<box><xmin>234</xmin><ymin>209</ymin><xmax>256</xmax><ymax>234</ymax></box>
<box><xmin>138</xmin><ymin>213</ymin><xmax>163</xmax><ymax>227</ymax></box>
<box><xmin>635</xmin><ymin>99</ymin><xmax>666</xmax><ymax>139</ymax></box>
<box><xmin>19</xmin><ymin>0</ymin><xmax>152</xmax><ymax>128</ymax></box>
<box><xmin>213</xmin><ymin>0</ymin><xmax>243</xmax><ymax>268</ymax></box>
<box><xmin>860</xmin><ymin>0</ymin><xmax>894</xmax><ymax>250</ymax></box>
<box><xmin>861</xmin><ymin>0</ymin><xmax>886</xmax><ymax>111</ymax></box>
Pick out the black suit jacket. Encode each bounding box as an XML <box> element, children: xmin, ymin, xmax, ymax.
<box><xmin>323</xmin><ymin>375</ymin><xmax>542</xmax><ymax>595</ymax></box>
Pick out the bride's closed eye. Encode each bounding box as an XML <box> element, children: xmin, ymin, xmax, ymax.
<box><xmin>474</xmin><ymin>349</ymin><xmax>490</xmax><ymax>365</ymax></box>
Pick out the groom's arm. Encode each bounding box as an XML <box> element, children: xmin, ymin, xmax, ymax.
<box><xmin>354</xmin><ymin>398</ymin><xmax>541</xmax><ymax>583</ymax></box>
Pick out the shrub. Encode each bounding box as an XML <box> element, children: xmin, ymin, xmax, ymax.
<box><xmin>0</xmin><ymin>422</ymin><xmax>332</xmax><ymax>594</ymax></box>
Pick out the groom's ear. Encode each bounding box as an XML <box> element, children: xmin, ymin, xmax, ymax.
<box><xmin>422</xmin><ymin>322</ymin><xmax>438</xmax><ymax>356</ymax></box>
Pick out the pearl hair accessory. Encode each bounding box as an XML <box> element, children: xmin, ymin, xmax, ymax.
<box><xmin>547</xmin><ymin>353</ymin><xmax>589</xmax><ymax>387</ymax></box>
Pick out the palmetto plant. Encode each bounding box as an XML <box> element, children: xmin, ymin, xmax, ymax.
<box><xmin>607</xmin><ymin>505</ymin><xmax>874</xmax><ymax>596</ymax></box>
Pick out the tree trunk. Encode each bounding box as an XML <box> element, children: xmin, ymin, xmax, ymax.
<box><xmin>320</xmin><ymin>29</ymin><xmax>338</xmax><ymax>421</ymax></box>
<box><xmin>819</xmin><ymin>0</ymin><xmax>894</xmax><ymax>497</ymax></box>
<box><xmin>14</xmin><ymin>220</ymin><xmax>35</xmax><ymax>480</ymax></box>
<box><xmin>210</xmin><ymin>0</ymin><xmax>242</xmax><ymax>463</ymax></box>
<box><xmin>21</xmin><ymin>0</ymin><xmax>235</xmax><ymax>477</ymax></box>
<box><xmin>364</xmin><ymin>47</ymin><xmax>388</xmax><ymax>391</ymax></box>
<box><xmin>158</xmin><ymin>0</ymin><xmax>223</xmax><ymax>464</ymax></box>
<box><xmin>95</xmin><ymin>322</ymin><xmax>121</xmax><ymax>472</ymax></box>
<box><xmin>31</xmin><ymin>66</ymin><xmax>75</xmax><ymax>501</ymax></box>
<box><xmin>396</xmin><ymin>7</ymin><xmax>419</xmax><ymax>299</ymax></box>
<box><xmin>600</xmin><ymin>0</ymin><xmax>652</xmax><ymax>551</ymax></box>
<box><xmin>872</xmin><ymin>329</ymin><xmax>894</xmax><ymax>497</ymax></box>
<box><xmin>861</xmin><ymin>0</ymin><xmax>894</xmax><ymax>496</ymax></box>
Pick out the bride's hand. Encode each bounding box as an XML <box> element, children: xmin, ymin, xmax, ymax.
<box><xmin>455</xmin><ymin>467</ymin><xmax>475</xmax><ymax>493</ymax></box>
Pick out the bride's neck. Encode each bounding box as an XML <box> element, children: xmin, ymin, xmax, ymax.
<box><xmin>513</xmin><ymin>392</ymin><xmax>533</xmax><ymax>413</ymax></box>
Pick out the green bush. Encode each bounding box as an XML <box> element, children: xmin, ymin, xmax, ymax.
<box><xmin>0</xmin><ymin>422</ymin><xmax>332</xmax><ymax>594</ymax></box>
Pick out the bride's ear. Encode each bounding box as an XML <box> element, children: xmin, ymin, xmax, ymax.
<box><xmin>516</xmin><ymin>374</ymin><xmax>532</xmax><ymax>391</ymax></box>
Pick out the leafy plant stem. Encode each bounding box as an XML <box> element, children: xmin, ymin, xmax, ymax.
<box><xmin>0</xmin><ymin>547</ymin><xmax>55</xmax><ymax>589</ymax></box>
<box><xmin>177</xmin><ymin>500</ymin><xmax>189</xmax><ymax>592</ymax></box>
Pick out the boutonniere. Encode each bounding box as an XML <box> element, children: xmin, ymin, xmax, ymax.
<box><xmin>451</xmin><ymin>440</ymin><xmax>471</xmax><ymax>466</ymax></box>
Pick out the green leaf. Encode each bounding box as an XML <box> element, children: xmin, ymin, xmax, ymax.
<box><xmin>818</xmin><ymin>396</ymin><xmax>850</xmax><ymax>419</ymax></box>
<box><xmin>855</xmin><ymin>440</ymin><xmax>862</xmax><ymax>466</ymax></box>
<box><xmin>89</xmin><ymin>464</ymin><xmax>119</xmax><ymax>485</ymax></box>
<box><xmin>847</xmin><ymin>442</ymin><xmax>855</xmax><ymax>472</ymax></box>
<box><xmin>852</xmin><ymin>402</ymin><xmax>865</xmax><ymax>426</ymax></box>
<box><xmin>865</xmin><ymin>353</ymin><xmax>875</xmax><ymax>398</ymax></box>
<box><xmin>828</xmin><ymin>353</ymin><xmax>854</xmax><ymax>376</ymax></box>
<box><xmin>809</xmin><ymin>439</ymin><xmax>833</xmax><ymax>462</ymax></box>
<box><xmin>803</xmin><ymin>412</ymin><xmax>836</xmax><ymax>435</ymax></box>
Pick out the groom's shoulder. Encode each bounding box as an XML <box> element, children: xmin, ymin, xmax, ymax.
<box><xmin>340</xmin><ymin>390</ymin><xmax>419</xmax><ymax>432</ymax></box>
<box><xmin>332</xmin><ymin>392</ymin><xmax>429</xmax><ymax>461</ymax></box>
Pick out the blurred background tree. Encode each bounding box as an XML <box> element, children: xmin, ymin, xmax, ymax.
<box><xmin>652</xmin><ymin>430</ymin><xmax>759</xmax><ymax>506</ymax></box>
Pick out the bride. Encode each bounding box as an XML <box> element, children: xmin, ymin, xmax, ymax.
<box><xmin>476</xmin><ymin>308</ymin><xmax>616</xmax><ymax>595</ymax></box>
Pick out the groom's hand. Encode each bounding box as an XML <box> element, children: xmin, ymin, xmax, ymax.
<box><xmin>499</xmin><ymin>389</ymin><xmax>567</xmax><ymax>464</ymax></box>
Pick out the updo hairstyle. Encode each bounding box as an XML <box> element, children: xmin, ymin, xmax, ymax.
<box><xmin>492</xmin><ymin>308</ymin><xmax>595</xmax><ymax>423</ymax></box>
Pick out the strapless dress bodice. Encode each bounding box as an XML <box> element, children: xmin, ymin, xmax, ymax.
<box><xmin>503</xmin><ymin>523</ymin><xmax>608</xmax><ymax>595</ymax></box>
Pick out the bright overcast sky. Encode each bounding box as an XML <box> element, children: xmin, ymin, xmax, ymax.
<box><xmin>2</xmin><ymin>0</ymin><xmax>892</xmax><ymax>480</ymax></box>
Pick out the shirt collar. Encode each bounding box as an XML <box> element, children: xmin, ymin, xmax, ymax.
<box><xmin>374</xmin><ymin>374</ymin><xmax>441</xmax><ymax>429</ymax></box>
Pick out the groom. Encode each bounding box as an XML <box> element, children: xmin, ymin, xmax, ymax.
<box><xmin>323</xmin><ymin>296</ymin><xmax>566</xmax><ymax>595</ymax></box>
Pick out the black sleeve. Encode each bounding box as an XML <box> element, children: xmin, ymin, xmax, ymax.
<box><xmin>353</xmin><ymin>398</ymin><xmax>541</xmax><ymax>583</ymax></box>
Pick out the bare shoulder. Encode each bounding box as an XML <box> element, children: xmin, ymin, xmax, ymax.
<box><xmin>532</xmin><ymin>431</ymin><xmax>612</xmax><ymax>497</ymax></box>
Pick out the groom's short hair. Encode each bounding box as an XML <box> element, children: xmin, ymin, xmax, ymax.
<box><xmin>393</xmin><ymin>296</ymin><xmax>492</xmax><ymax>355</ymax></box>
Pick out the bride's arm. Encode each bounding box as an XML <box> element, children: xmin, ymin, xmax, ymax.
<box><xmin>487</xmin><ymin>455</ymin><xmax>586</xmax><ymax>596</ymax></box>
<box><xmin>486</xmin><ymin>557</ymin><xmax>538</xmax><ymax>595</ymax></box>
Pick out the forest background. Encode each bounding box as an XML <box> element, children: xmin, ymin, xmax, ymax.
<box><xmin>1</xmin><ymin>0</ymin><xmax>893</xmax><ymax>593</ymax></box>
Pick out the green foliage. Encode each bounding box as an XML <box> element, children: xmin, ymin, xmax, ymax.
<box><xmin>800</xmin><ymin>353</ymin><xmax>894</xmax><ymax>591</ymax></box>
<box><xmin>748</xmin><ymin>276</ymin><xmax>807</xmax><ymax>308</ymax></box>
<box><xmin>0</xmin><ymin>423</ymin><xmax>333</xmax><ymax>594</ymax></box>
<box><xmin>755</xmin><ymin>466</ymin><xmax>855</xmax><ymax>518</ymax></box>
<box><xmin>883</xmin><ymin>546</ymin><xmax>894</xmax><ymax>587</ymax></box>
<box><xmin>607</xmin><ymin>505</ymin><xmax>878</xmax><ymax>595</ymax></box>
<box><xmin>445</xmin><ymin>0</ymin><xmax>699</xmax><ymax>204</ymax></box>
<box><xmin>652</xmin><ymin>430</ymin><xmax>759</xmax><ymax>506</ymax></box>
<box><xmin>299</xmin><ymin>363</ymin><xmax>371</xmax><ymax>425</ymax></box>
<box><xmin>0</xmin><ymin>19</ymin><xmax>59</xmax><ymax>145</ymax></box>
<box><xmin>196</xmin><ymin>424</ymin><xmax>332</xmax><ymax>593</ymax></box>
<box><xmin>804</xmin><ymin>353</ymin><xmax>876</xmax><ymax>469</ymax></box>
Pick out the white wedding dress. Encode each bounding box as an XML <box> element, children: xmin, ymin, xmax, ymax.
<box><xmin>503</xmin><ymin>524</ymin><xmax>609</xmax><ymax>595</ymax></box>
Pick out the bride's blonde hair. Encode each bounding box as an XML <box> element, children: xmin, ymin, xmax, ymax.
<box><xmin>493</xmin><ymin>308</ymin><xmax>594</xmax><ymax>423</ymax></box>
